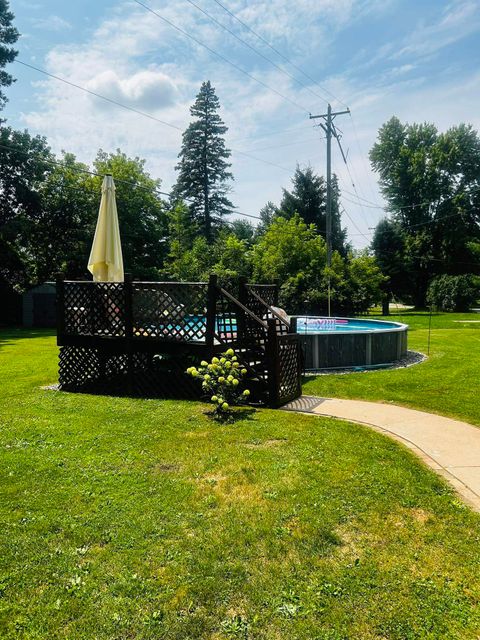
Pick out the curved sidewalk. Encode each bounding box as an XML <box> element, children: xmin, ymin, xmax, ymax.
<box><xmin>282</xmin><ymin>396</ymin><xmax>480</xmax><ymax>512</ymax></box>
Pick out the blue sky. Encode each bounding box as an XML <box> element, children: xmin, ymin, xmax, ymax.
<box><xmin>5</xmin><ymin>0</ymin><xmax>480</xmax><ymax>247</ymax></box>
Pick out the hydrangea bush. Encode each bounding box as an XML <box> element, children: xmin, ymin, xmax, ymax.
<box><xmin>186</xmin><ymin>348</ymin><xmax>251</xmax><ymax>418</ymax></box>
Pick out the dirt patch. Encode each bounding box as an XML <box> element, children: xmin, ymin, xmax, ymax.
<box><xmin>197</xmin><ymin>472</ymin><xmax>263</xmax><ymax>504</ymax></box>
<box><xmin>184</xmin><ymin>430</ymin><xmax>210</xmax><ymax>439</ymax></box>
<box><xmin>201</xmin><ymin>473</ymin><xmax>227</xmax><ymax>484</ymax></box>
<box><xmin>410</xmin><ymin>508</ymin><xmax>431</xmax><ymax>524</ymax></box>
<box><xmin>153</xmin><ymin>463</ymin><xmax>180</xmax><ymax>473</ymax></box>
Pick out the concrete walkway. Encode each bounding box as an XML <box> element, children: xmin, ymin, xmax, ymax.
<box><xmin>282</xmin><ymin>396</ymin><xmax>480</xmax><ymax>512</ymax></box>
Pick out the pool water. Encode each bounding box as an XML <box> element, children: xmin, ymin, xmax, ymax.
<box><xmin>294</xmin><ymin>317</ymin><xmax>403</xmax><ymax>333</ymax></box>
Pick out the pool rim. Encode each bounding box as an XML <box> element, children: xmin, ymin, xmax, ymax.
<box><xmin>291</xmin><ymin>315</ymin><xmax>409</xmax><ymax>336</ymax></box>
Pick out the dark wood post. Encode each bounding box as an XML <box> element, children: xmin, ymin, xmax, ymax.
<box><xmin>266</xmin><ymin>318</ymin><xmax>279</xmax><ymax>407</ymax></box>
<box><xmin>56</xmin><ymin>273</ymin><xmax>65</xmax><ymax>342</ymax></box>
<box><xmin>124</xmin><ymin>273</ymin><xmax>133</xmax><ymax>338</ymax></box>
<box><xmin>124</xmin><ymin>273</ymin><xmax>134</xmax><ymax>394</ymax></box>
<box><xmin>206</xmin><ymin>274</ymin><xmax>218</xmax><ymax>349</ymax></box>
<box><xmin>237</xmin><ymin>276</ymin><xmax>248</xmax><ymax>341</ymax></box>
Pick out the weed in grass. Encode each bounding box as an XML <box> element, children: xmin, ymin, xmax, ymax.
<box><xmin>221</xmin><ymin>614</ymin><xmax>249</xmax><ymax>638</ymax></box>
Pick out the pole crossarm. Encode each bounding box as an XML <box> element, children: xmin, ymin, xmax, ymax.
<box><xmin>309</xmin><ymin>108</ymin><xmax>350</xmax><ymax>120</ymax></box>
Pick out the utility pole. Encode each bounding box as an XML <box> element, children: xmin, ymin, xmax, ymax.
<box><xmin>309</xmin><ymin>104</ymin><xmax>350</xmax><ymax>317</ymax></box>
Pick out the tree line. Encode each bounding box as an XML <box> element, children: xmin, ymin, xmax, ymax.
<box><xmin>0</xmin><ymin>1</ymin><xmax>479</xmax><ymax>323</ymax></box>
<box><xmin>0</xmin><ymin>72</ymin><xmax>384</xmax><ymax>316</ymax></box>
<box><xmin>371</xmin><ymin>117</ymin><xmax>480</xmax><ymax>310</ymax></box>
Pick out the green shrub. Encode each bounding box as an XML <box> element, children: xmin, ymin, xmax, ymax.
<box><xmin>186</xmin><ymin>349</ymin><xmax>250</xmax><ymax>419</ymax></box>
<box><xmin>426</xmin><ymin>274</ymin><xmax>479</xmax><ymax>311</ymax></box>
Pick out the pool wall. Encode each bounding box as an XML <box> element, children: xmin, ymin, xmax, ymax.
<box><xmin>291</xmin><ymin>317</ymin><xmax>408</xmax><ymax>370</ymax></box>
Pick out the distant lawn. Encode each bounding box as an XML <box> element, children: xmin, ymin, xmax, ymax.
<box><xmin>303</xmin><ymin>311</ymin><xmax>480</xmax><ymax>426</ymax></box>
<box><xmin>1</xmin><ymin>329</ymin><xmax>480</xmax><ymax>639</ymax></box>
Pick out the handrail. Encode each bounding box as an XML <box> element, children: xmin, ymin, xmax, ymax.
<box><xmin>248</xmin><ymin>283</ymin><xmax>277</xmax><ymax>288</ymax></box>
<box><xmin>132</xmin><ymin>281</ymin><xmax>209</xmax><ymax>286</ymax></box>
<box><xmin>63</xmin><ymin>280</ymin><xmax>208</xmax><ymax>286</ymax></box>
<box><xmin>218</xmin><ymin>287</ymin><xmax>267</xmax><ymax>328</ymax></box>
<box><xmin>246</xmin><ymin>286</ymin><xmax>290</xmax><ymax>330</ymax></box>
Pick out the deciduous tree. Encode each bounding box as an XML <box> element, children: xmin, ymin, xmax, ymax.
<box><xmin>93</xmin><ymin>150</ymin><xmax>168</xmax><ymax>279</ymax></box>
<box><xmin>0</xmin><ymin>127</ymin><xmax>52</xmax><ymax>288</ymax></box>
<box><xmin>0</xmin><ymin>0</ymin><xmax>19</xmax><ymax>115</ymax></box>
<box><xmin>370</xmin><ymin>117</ymin><xmax>480</xmax><ymax>305</ymax></box>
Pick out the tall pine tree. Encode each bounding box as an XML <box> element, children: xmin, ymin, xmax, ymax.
<box><xmin>0</xmin><ymin>0</ymin><xmax>19</xmax><ymax>115</ymax></box>
<box><xmin>280</xmin><ymin>166</ymin><xmax>348</xmax><ymax>255</ymax></box>
<box><xmin>173</xmin><ymin>81</ymin><xmax>233</xmax><ymax>242</ymax></box>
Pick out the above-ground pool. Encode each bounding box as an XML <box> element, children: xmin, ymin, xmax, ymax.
<box><xmin>291</xmin><ymin>316</ymin><xmax>408</xmax><ymax>370</ymax></box>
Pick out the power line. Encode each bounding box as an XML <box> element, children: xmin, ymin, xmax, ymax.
<box><xmin>0</xmin><ymin>139</ymin><xmax>265</xmax><ymax>222</ymax></box>
<box><xmin>317</xmin><ymin>116</ymin><xmax>376</xmax><ymax>229</ymax></box>
<box><xmin>210</xmin><ymin>0</ymin><xmax>347</xmax><ymax>109</ymax></box>
<box><xmin>339</xmin><ymin>153</ymin><xmax>374</xmax><ymax>228</ymax></box>
<box><xmin>0</xmin><ymin>140</ymin><xmax>172</xmax><ymax>197</ymax></box>
<box><xmin>340</xmin><ymin>204</ymin><xmax>371</xmax><ymax>241</ymax></box>
<box><xmin>133</xmin><ymin>0</ymin><xmax>310</xmax><ymax>115</ymax></box>
<box><xmin>0</xmin><ymin>133</ymin><xmax>376</xmax><ymax>233</ymax></box>
<box><xmin>231</xmin><ymin>123</ymin><xmax>314</xmax><ymax>144</ymax></box>
<box><xmin>14</xmin><ymin>59</ymin><xmax>297</xmax><ymax>176</ymax></box>
<box><xmin>348</xmin><ymin>113</ymin><xmax>383</xmax><ymax>208</ymax></box>
<box><xmin>232</xmin><ymin>148</ymin><xmax>291</xmax><ymax>171</ymax></box>
<box><xmin>230</xmin><ymin>210</ymin><xmax>260</xmax><ymax>221</ymax></box>
<box><xmin>183</xmin><ymin>0</ymin><xmax>334</xmax><ymax>107</ymax></box>
<box><xmin>407</xmin><ymin>255</ymin><xmax>480</xmax><ymax>267</ymax></box>
<box><xmin>341</xmin><ymin>188</ymin><xmax>383</xmax><ymax>207</ymax></box>
<box><xmin>342</xmin><ymin>195</ymin><xmax>384</xmax><ymax>210</ymax></box>
<box><xmin>405</xmin><ymin>209</ymin><xmax>479</xmax><ymax>231</ymax></box>
<box><xmin>343</xmin><ymin>184</ymin><xmax>480</xmax><ymax>213</ymax></box>
<box><xmin>342</xmin><ymin>207</ymin><xmax>480</xmax><ymax>238</ymax></box>
<box><xmin>239</xmin><ymin>136</ymin><xmax>322</xmax><ymax>154</ymax></box>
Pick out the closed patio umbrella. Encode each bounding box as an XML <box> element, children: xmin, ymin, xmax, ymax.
<box><xmin>88</xmin><ymin>174</ymin><xmax>124</xmax><ymax>282</ymax></box>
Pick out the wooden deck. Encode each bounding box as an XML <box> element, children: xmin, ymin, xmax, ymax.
<box><xmin>56</xmin><ymin>275</ymin><xmax>303</xmax><ymax>407</ymax></box>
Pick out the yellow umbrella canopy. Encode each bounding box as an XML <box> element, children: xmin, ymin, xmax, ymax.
<box><xmin>87</xmin><ymin>174</ymin><xmax>124</xmax><ymax>282</ymax></box>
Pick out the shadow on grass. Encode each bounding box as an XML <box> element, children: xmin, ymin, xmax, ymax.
<box><xmin>205</xmin><ymin>407</ymin><xmax>257</xmax><ymax>424</ymax></box>
<box><xmin>0</xmin><ymin>327</ymin><xmax>56</xmax><ymax>353</ymax></box>
<box><xmin>0</xmin><ymin>327</ymin><xmax>56</xmax><ymax>341</ymax></box>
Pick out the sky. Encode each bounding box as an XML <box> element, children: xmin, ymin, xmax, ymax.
<box><xmin>4</xmin><ymin>0</ymin><xmax>480</xmax><ymax>247</ymax></box>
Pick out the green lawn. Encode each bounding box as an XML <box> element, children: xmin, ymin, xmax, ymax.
<box><xmin>303</xmin><ymin>311</ymin><xmax>480</xmax><ymax>426</ymax></box>
<box><xmin>1</xmin><ymin>329</ymin><xmax>480</xmax><ymax>639</ymax></box>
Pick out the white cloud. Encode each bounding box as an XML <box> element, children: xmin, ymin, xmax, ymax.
<box><xmin>395</xmin><ymin>0</ymin><xmax>480</xmax><ymax>59</ymax></box>
<box><xmin>14</xmin><ymin>0</ymin><xmax>480</xmax><ymax>248</ymax></box>
<box><xmin>86</xmin><ymin>69</ymin><xmax>179</xmax><ymax>111</ymax></box>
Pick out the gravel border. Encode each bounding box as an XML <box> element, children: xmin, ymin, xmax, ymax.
<box><xmin>303</xmin><ymin>350</ymin><xmax>427</xmax><ymax>376</ymax></box>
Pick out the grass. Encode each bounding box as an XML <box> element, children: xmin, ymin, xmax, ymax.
<box><xmin>1</xmin><ymin>328</ymin><xmax>480</xmax><ymax>639</ymax></box>
<box><xmin>303</xmin><ymin>311</ymin><xmax>480</xmax><ymax>426</ymax></box>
